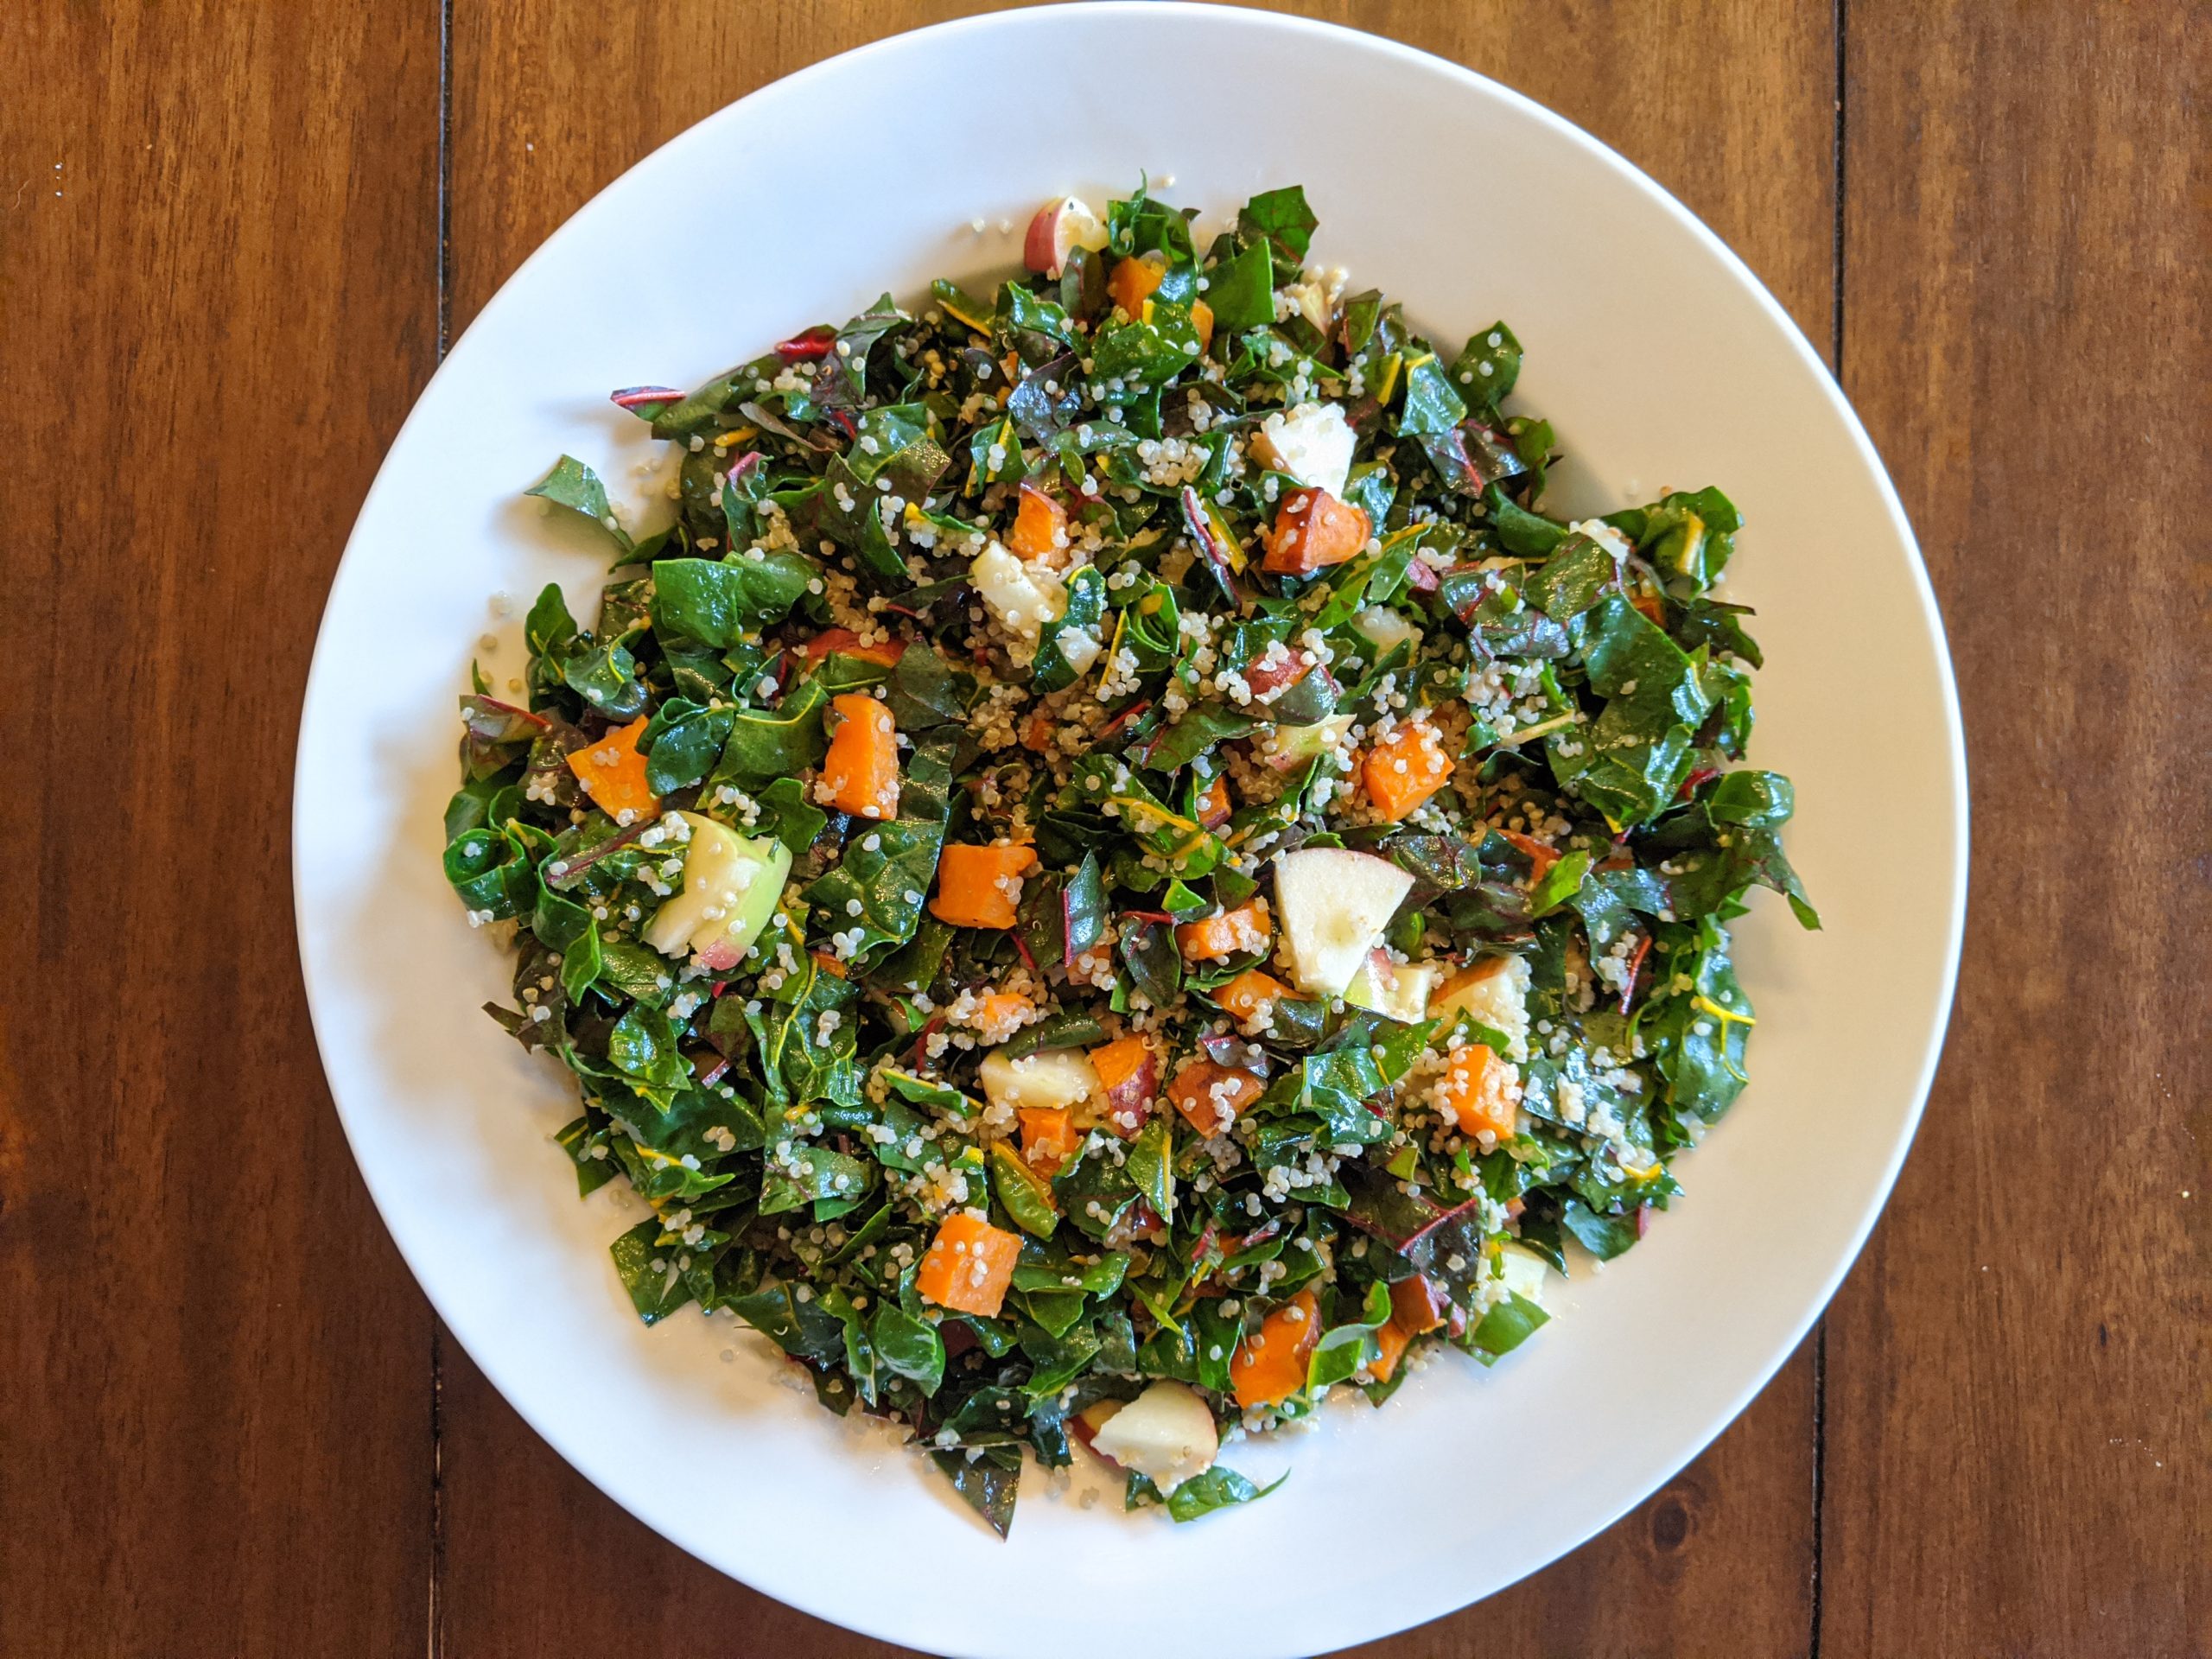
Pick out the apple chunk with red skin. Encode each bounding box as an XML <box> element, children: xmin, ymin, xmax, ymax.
<box><xmin>1023</xmin><ymin>195</ymin><xmax>1109</xmax><ymax>278</ymax></box>
<box><xmin>1072</xmin><ymin>1381</ymin><xmax>1220</xmax><ymax>1495</ymax></box>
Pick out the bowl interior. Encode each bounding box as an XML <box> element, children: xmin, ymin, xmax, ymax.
<box><xmin>295</xmin><ymin>9</ymin><xmax>1963</xmax><ymax>1656</ymax></box>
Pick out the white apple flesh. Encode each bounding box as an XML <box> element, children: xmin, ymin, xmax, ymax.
<box><xmin>970</xmin><ymin>539</ymin><xmax>1067</xmax><ymax>650</ymax></box>
<box><xmin>1353</xmin><ymin>603</ymin><xmax>1421</xmax><ymax>659</ymax></box>
<box><xmin>1273</xmin><ymin>847</ymin><xmax>1415</xmax><ymax>998</ymax></box>
<box><xmin>1249</xmin><ymin>401</ymin><xmax>1357</xmax><ymax>499</ymax></box>
<box><xmin>1082</xmin><ymin>1380</ymin><xmax>1220</xmax><ymax>1495</ymax></box>
<box><xmin>1495</xmin><ymin>1240</ymin><xmax>1550</xmax><ymax>1306</ymax></box>
<box><xmin>642</xmin><ymin>814</ymin><xmax>791</xmax><ymax>967</ymax></box>
<box><xmin>978</xmin><ymin>1047</ymin><xmax>1100</xmax><ymax>1116</ymax></box>
<box><xmin>1430</xmin><ymin>954</ymin><xmax>1532</xmax><ymax>1059</ymax></box>
<box><xmin>1022</xmin><ymin>195</ymin><xmax>1110</xmax><ymax>278</ymax></box>
<box><xmin>1343</xmin><ymin>950</ymin><xmax>1441</xmax><ymax>1023</ymax></box>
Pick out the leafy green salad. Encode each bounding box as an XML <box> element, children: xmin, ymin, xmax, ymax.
<box><xmin>442</xmin><ymin>182</ymin><xmax>1815</xmax><ymax>1536</ymax></box>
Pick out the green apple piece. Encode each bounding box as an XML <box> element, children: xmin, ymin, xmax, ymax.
<box><xmin>1272</xmin><ymin>847</ymin><xmax>1415</xmax><ymax>997</ymax></box>
<box><xmin>642</xmin><ymin>811</ymin><xmax>791</xmax><ymax>967</ymax></box>
<box><xmin>1495</xmin><ymin>1240</ymin><xmax>1550</xmax><ymax>1307</ymax></box>
<box><xmin>1343</xmin><ymin>950</ymin><xmax>1442</xmax><ymax>1023</ymax></box>
<box><xmin>1257</xmin><ymin>710</ymin><xmax>1355</xmax><ymax>772</ymax></box>
<box><xmin>1353</xmin><ymin>602</ymin><xmax>1421</xmax><ymax>659</ymax></box>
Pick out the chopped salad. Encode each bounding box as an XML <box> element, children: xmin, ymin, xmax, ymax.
<box><xmin>442</xmin><ymin>182</ymin><xmax>1816</xmax><ymax>1536</ymax></box>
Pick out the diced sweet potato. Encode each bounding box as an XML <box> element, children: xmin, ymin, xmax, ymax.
<box><xmin>563</xmin><ymin>716</ymin><xmax>658</xmax><ymax>823</ymax></box>
<box><xmin>1191</xmin><ymin>297</ymin><xmax>1215</xmax><ymax>356</ymax></box>
<box><xmin>1230</xmin><ymin>1287</ymin><xmax>1319</xmax><ymax>1408</ymax></box>
<box><xmin>1362</xmin><ymin>720</ymin><xmax>1454</xmax><ymax>822</ymax></box>
<box><xmin>1369</xmin><ymin>1276</ymin><xmax>1448</xmax><ymax>1384</ymax></box>
<box><xmin>930</xmin><ymin>842</ymin><xmax>1039</xmax><ymax>930</ymax></box>
<box><xmin>1168</xmin><ymin>1058</ymin><xmax>1263</xmax><ymax>1138</ymax></box>
<box><xmin>1215</xmin><ymin>969</ymin><xmax>1289</xmax><ymax>1024</ymax></box>
<box><xmin>1261</xmin><ymin>488</ymin><xmax>1371</xmax><ymax>576</ymax></box>
<box><xmin>1108</xmin><ymin>251</ymin><xmax>1166</xmax><ymax>317</ymax></box>
<box><xmin>1389</xmin><ymin>1274</ymin><xmax>1448</xmax><ymax>1335</ymax></box>
<box><xmin>1174</xmin><ymin>899</ymin><xmax>1273</xmax><ymax>963</ymax></box>
<box><xmin>1020</xmin><ymin>1106</ymin><xmax>1080</xmax><ymax>1176</ymax></box>
<box><xmin>1435</xmin><ymin>1043</ymin><xmax>1517</xmax><ymax>1141</ymax></box>
<box><xmin>802</xmin><ymin>627</ymin><xmax>906</xmax><ymax>668</ymax></box>
<box><xmin>960</xmin><ymin>991</ymin><xmax>1033</xmax><ymax>1037</ymax></box>
<box><xmin>1008</xmin><ymin>482</ymin><xmax>1069</xmax><ymax>562</ymax></box>
<box><xmin>818</xmin><ymin>693</ymin><xmax>900</xmax><ymax>819</ymax></box>
<box><xmin>1369</xmin><ymin>1318</ymin><xmax>1412</xmax><ymax>1384</ymax></box>
<box><xmin>1196</xmin><ymin>774</ymin><xmax>1232</xmax><ymax>829</ymax></box>
<box><xmin>916</xmin><ymin>1212</ymin><xmax>1022</xmax><ymax>1317</ymax></box>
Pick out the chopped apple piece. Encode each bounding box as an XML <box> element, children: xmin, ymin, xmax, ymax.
<box><xmin>1023</xmin><ymin>194</ymin><xmax>1109</xmax><ymax>278</ymax></box>
<box><xmin>1255</xmin><ymin>711</ymin><xmax>1353</xmax><ymax>772</ymax></box>
<box><xmin>1279</xmin><ymin>276</ymin><xmax>1335</xmax><ymax>337</ymax></box>
<box><xmin>1343</xmin><ymin>951</ymin><xmax>1441</xmax><ymax>1023</ymax></box>
<box><xmin>970</xmin><ymin>538</ymin><xmax>1068</xmax><ymax>655</ymax></box>
<box><xmin>1272</xmin><ymin>847</ymin><xmax>1415</xmax><ymax>997</ymax></box>
<box><xmin>640</xmin><ymin>814</ymin><xmax>791</xmax><ymax>969</ymax></box>
<box><xmin>1084</xmin><ymin>1380</ymin><xmax>1219</xmax><ymax>1495</ymax></box>
<box><xmin>1495</xmin><ymin>1241</ymin><xmax>1550</xmax><ymax>1306</ymax></box>
<box><xmin>1430</xmin><ymin>954</ymin><xmax>1532</xmax><ymax>1059</ymax></box>
<box><xmin>1249</xmin><ymin>400</ymin><xmax>1357</xmax><ymax>499</ymax></box>
<box><xmin>978</xmin><ymin>1047</ymin><xmax>1100</xmax><ymax>1117</ymax></box>
<box><xmin>1354</xmin><ymin>603</ymin><xmax>1421</xmax><ymax>659</ymax></box>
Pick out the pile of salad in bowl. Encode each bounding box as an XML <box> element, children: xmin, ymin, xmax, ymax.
<box><xmin>442</xmin><ymin>182</ymin><xmax>1815</xmax><ymax>1536</ymax></box>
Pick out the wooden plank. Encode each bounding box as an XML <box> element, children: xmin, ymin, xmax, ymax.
<box><xmin>1824</xmin><ymin>5</ymin><xmax>2211</xmax><ymax>1656</ymax></box>
<box><xmin>438</xmin><ymin>3</ymin><xmax>1834</xmax><ymax>1653</ymax></box>
<box><xmin>447</xmin><ymin>0</ymin><xmax>1025</xmax><ymax>338</ymax></box>
<box><xmin>0</xmin><ymin>4</ymin><xmax>442</xmax><ymax>1656</ymax></box>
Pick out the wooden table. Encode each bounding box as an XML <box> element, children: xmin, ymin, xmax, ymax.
<box><xmin>4</xmin><ymin>3</ymin><xmax>2203</xmax><ymax>1654</ymax></box>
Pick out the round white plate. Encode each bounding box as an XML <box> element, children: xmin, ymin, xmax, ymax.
<box><xmin>295</xmin><ymin>7</ymin><xmax>1966</xmax><ymax>1655</ymax></box>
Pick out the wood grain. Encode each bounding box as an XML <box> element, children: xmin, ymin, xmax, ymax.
<box><xmin>13</xmin><ymin>1</ymin><xmax>2201</xmax><ymax>1653</ymax></box>
<box><xmin>0</xmin><ymin>3</ymin><xmax>442</xmax><ymax>1656</ymax></box>
<box><xmin>441</xmin><ymin>4</ymin><xmax>1834</xmax><ymax>1656</ymax></box>
<box><xmin>1824</xmin><ymin>4</ymin><xmax>2212</xmax><ymax>1656</ymax></box>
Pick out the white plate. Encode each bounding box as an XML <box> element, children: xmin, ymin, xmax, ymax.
<box><xmin>295</xmin><ymin>7</ymin><xmax>1966</xmax><ymax>1654</ymax></box>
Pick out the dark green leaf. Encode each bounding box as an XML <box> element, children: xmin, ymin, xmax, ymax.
<box><xmin>527</xmin><ymin>455</ymin><xmax>635</xmax><ymax>554</ymax></box>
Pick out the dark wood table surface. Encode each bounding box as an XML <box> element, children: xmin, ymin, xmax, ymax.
<box><xmin>5</xmin><ymin>3</ymin><xmax>2204</xmax><ymax>1654</ymax></box>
